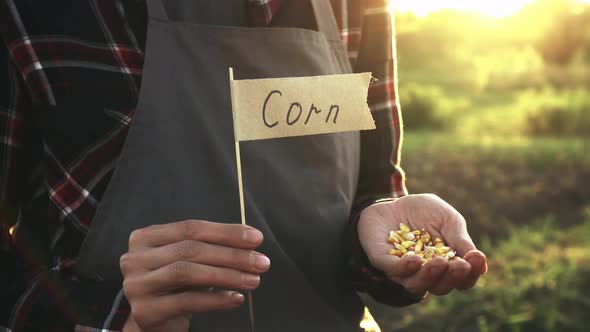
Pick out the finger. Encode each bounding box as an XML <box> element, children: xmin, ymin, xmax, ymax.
<box><xmin>129</xmin><ymin>220</ymin><xmax>263</xmax><ymax>250</ymax></box>
<box><xmin>464</xmin><ymin>250</ymin><xmax>488</xmax><ymax>275</ymax></box>
<box><xmin>131</xmin><ymin>290</ymin><xmax>244</xmax><ymax>329</ymax></box>
<box><xmin>371</xmin><ymin>253</ymin><xmax>424</xmax><ymax>279</ymax></box>
<box><xmin>124</xmin><ymin>261</ymin><xmax>261</xmax><ymax>296</ymax></box>
<box><xmin>429</xmin><ymin>257</ymin><xmax>471</xmax><ymax>296</ymax></box>
<box><xmin>122</xmin><ymin>240</ymin><xmax>271</xmax><ymax>274</ymax></box>
<box><xmin>457</xmin><ymin>250</ymin><xmax>487</xmax><ymax>290</ymax></box>
<box><xmin>400</xmin><ymin>257</ymin><xmax>449</xmax><ymax>295</ymax></box>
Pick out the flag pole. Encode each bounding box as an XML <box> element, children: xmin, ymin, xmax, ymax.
<box><xmin>228</xmin><ymin>67</ymin><xmax>255</xmax><ymax>331</ymax></box>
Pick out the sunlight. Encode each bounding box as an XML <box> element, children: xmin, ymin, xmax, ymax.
<box><xmin>391</xmin><ymin>0</ymin><xmax>590</xmax><ymax>18</ymax></box>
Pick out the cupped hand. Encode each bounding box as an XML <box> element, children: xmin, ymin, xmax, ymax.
<box><xmin>120</xmin><ymin>220</ymin><xmax>271</xmax><ymax>332</ymax></box>
<box><xmin>358</xmin><ymin>194</ymin><xmax>487</xmax><ymax>297</ymax></box>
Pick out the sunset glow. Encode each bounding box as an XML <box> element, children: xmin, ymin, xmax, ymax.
<box><xmin>391</xmin><ymin>0</ymin><xmax>590</xmax><ymax>18</ymax></box>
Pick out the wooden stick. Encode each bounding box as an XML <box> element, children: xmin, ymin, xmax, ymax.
<box><xmin>229</xmin><ymin>67</ymin><xmax>255</xmax><ymax>331</ymax></box>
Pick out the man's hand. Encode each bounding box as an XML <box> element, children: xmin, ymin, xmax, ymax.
<box><xmin>358</xmin><ymin>194</ymin><xmax>487</xmax><ymax>297</ymax></box>
<box><xmin>120</xmin><ymin>220</ymin><xmax>271</xmax><ymax>332</ymax></box>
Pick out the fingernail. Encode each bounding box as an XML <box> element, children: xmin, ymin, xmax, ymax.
<box><xmin>231</xmin><ymin>292</ymin><xmax>244</xmax><ymax>304</ymax></box>
<box><xmin>252</xmin><ymin>253</ymin><xmax>270</xmax><ymax>271</ymax></box>
<box><xmin>243</xmin><ymin>228</ymin><xmax>263</xmax><ymax>244</ymax></box>
<box><xmin>242</xmin><ymin>274</ymin><xmax>260</xmax><ymax>288</ymax></box>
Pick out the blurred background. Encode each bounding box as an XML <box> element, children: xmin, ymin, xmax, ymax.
<box><xmin>363</xmin><ymin>0</ymin><xmax>590</xmax><ymax>331</ymax></box>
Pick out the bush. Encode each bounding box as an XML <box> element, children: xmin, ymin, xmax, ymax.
<box><xmin>400</xmin><ymin>84</ymin><xmax>467</xmax><ymax>131</ymax></box>
<box><xmin>390</xmin><ymin>216</ymin><xmax>590</xmax><ymax>332</ymax></box>
<box><xmin>520</xmin><ymin>88</ymin><xmax>590</xmax><ymax>137</ymax></box>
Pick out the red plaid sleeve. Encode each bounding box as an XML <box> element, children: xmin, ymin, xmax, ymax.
<box><xmin>347</xmin><ymin>0</ymin><xmax>425</xmax><ymax>306</ymax></box>
<box><xmin>0</xmin><ymin>2</ymin><xmax>136</xmax><ymax>330</ymax></box>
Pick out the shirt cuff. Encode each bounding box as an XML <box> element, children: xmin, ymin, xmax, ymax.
<box><xmin>349</xmin><ymin>198</ymin><xmax>427</xmax><ymax>307</ymax></box>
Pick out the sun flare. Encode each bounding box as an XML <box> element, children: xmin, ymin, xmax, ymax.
<box><xmin>391</xmin><ymin>0</ymin><xmax>590</xmax><ymax>18</ymax></box>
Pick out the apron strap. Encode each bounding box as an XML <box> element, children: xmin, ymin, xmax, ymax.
<box><xmin>310</xmin><ymin>0</ymin><xmax>343</xmax><ymax>42</ymax></box>
<box><xmin>146</xmin><ymin>0</ymin><xmax>169</xmax><ymax>20</ymax></box>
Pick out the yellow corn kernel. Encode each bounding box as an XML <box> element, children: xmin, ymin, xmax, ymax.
<box><xmin>412</xmin><ymin>230</ymin><xmax>422</xmax><ymax>236</ymax></box>
<box><xmin>435</xmin><ymin>246</ymin><xmax>452</xmax><ymax>256</ymax></box>
<box><xmin>435</xmin><ymin>242</ymin><xmax>445</xmax><ymax>248</ymax></box>
<box><xmin>422</xmin><ymin>258</ymin><xmax>428</xmax><ymax>265</ymax></box>
<box><xmin>391</xmin><ymin>231</ymin><xmax>405</xmax><ymax>243</ymax></box>
<box><xmin>402</xmin><ymin>251</ymin><xmax>416</xmax><ymax>257</ymax></box>
<box><xmin>387</xmin><ymin>231</ymin><xmax>400</xmax><ymax>244</ymax></box>
<box><xmin>403</xmin><ymin>232</ymin><xmax>416</xmax><ymax>241</ymax></box>
<box><xmin>433</xmin><ymin>237</ymin><xmax>443</xmax><ymax>245</ymax></box>
<box><xmin>389</xmin><ymin>249</ymin><xmax>403</xmax><ymax>256</ymax></box>
<box><xmin>399</xmin><ymin>223</ymin><xmax>410</xmax><ymax>233</ymax></box>
<box><xmin>420</xmin><ymin>231</ymin><xmax>431</xmax><ymax>243</ymax></box>
<box><xmin>416</xmin><ymin>252</ymin><xmax>425</xmax><ymax>258</ymax></box>
<box><xmin>394</xmin><ymin>243</ymin><xmax>408</xmax><ymax>254</ymax></box>
<box><xmin>414</xmin><ymin>241</ymin><xmax>424</xmax><ymax>252</ymax></box>
<box><xmin>401</xmin><ymin>240</ymin><xmax>416</xmax><ymax>248</ymax></box>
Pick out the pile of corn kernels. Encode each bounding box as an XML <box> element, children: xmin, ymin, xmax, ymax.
<box><xmin>388</xmin><ymin>223</ymin><xmax>457</xmax><ymax>264</ymax></box>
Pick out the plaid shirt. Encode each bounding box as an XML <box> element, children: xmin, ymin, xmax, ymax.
<box><xmin>0</xmin><ymin>0</ymin><xmax>413</xmax><ymax>330</ymax></box>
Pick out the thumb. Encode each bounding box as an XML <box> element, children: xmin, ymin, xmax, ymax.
<box><xmin>440</xmin><ymin>214</ymin><xmax>477</xmax><ymax>257</ymax></box>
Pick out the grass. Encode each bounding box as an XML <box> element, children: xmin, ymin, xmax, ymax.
<box><xmin>364</xmin><ymin>132</ymin><xmax>590</xmax><ymax>331</ymax></box>
<box><xmin>370</xmin><ymin>215</ymin><xmax>590</xmax><ymax>332</ymax></box>
<box><xmin>400</xmin><ymin>132</ymin><xmax>589</xmax><ymax>243</ymax></box>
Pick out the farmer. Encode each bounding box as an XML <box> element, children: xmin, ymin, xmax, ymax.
<box><xmin>0</xmin><ymin>1</ymin><xmax>487</xmax><ymax>331</ymax></box>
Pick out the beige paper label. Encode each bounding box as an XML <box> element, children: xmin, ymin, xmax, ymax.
<box><xmin>231</xmin><ymin>72</ymin><xmax>376</xmax><ymax>141</ymax></box>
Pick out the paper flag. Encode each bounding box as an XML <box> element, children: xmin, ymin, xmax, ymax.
<box><xmin>230</xmin><ymin>72</ymin><xmax>376</xmax><ymax>141</ymax></box>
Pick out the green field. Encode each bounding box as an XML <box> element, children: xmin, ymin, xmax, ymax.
<box><xmin>366</xmin><ymin>133</ymin><xmax>590</xmax><ymax>332</ymax></box>
<box><xmin>364</xmin><ymin>2</ymin><xmax>590</xmax><ymax>330</ymax></box>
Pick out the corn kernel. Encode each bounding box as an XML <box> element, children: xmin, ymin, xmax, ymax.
<box><xmin>414</xmin><ymin>241</ymin><xmax>424</xmax><ymax>252</ymax></box>
<box><xmin>389</xmin><ymin>249</ymin><xmax>403</xmax><ymax>256</ymax></box>
<box><xmin>402</xmin><ymin>251</ymin><xmax>416</xmax><ymax>257</ymax></box>
<box><xmin>399</xmin><ymin>223</ymin><xmax>410</xmax><ymax>233</ymax></box>
<box><xmin>401</xmin><ymin>240</ymin><xmax>416</xmax><ymax>248</ymax></box>
<box><xmin>435</xmin><ymin>246</ymin><xmax>452</xmax><ymax>256</ymax></box>
<box><xmin>403</xmin><ymin>232</ymin><xmax>416</xmax><ymax>241</ymax></box>
<box><xmin>386</xmin><ymin>226</ymin><xmax>457</xmax><ymax>263</ymax></box>
<box><xmin>387</xmin><ymin>231</ymin><xmax>400</xmax><ymax>244</ymax></box>
<box><xmin>392</xmin><ymin>232</ymin><xmax>405</xmax><ymax>243</ymax></box>
<box><xmin>394</xmin><ymin>243</ymin><xmax>408</xmax><ymax>254</ymax></box>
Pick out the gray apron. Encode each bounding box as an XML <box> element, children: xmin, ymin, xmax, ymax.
<box><xmin>75</xmin><ymin>0</ymin><xmax>364</xmax><ymax>330</ymax></box>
